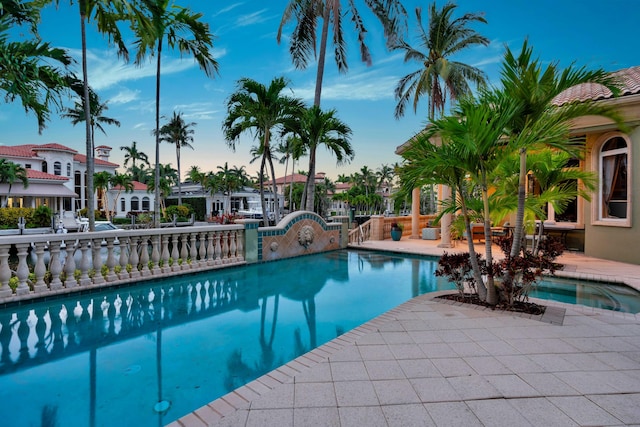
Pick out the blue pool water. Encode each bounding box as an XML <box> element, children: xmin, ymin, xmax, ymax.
<box><xmin>0</xmin><ymin>249</ymin><xmax>638</xmax><ymax>426</ymax></box>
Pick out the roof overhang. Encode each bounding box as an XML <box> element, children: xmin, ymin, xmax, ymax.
<box><xmin>0</xmin><ymin>183</ymin><xmax>78</xmax><ymax>197</ymax></box>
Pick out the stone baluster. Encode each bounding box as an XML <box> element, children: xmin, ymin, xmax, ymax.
<box><xmin>222</xmin><ymin>231</ymin><xmax>230</xmax><ymax>264</ymax></box>
<box><xmin>180</xmin><ymin>234</ymin><xmax>189</xmax><ymax>270</ymax></box>
<box><xmin>206</xmin><ymin>231</ymin><xmax>215</xmax><ymax>266</ymax></box>
<box><xmin>118</xmin><ymin>237</ymin><xmax>129</xmax><ymax>280</ymax></box>
<box><xmin>198</xmin><ymin>232</ymin><xmax>207</xmax><ymax>267</ymax></box>
<box><xmin>236</xmin><ymin>229</ymin><xmax>244</xmax><ymax>262</ymax></box>
<box><xmin>78</xmin><ymin>240</ymin><xmax>91</xmax><ymax>286</ymax></box>
<box><xmin>92</xmin><ymin>239</ymin><xmax>105</xmax><ymax>285</ymax></box>
<box><xmin>104</xmin><ymin>238</ymin><xmax>118</xmax><ymax>282</ymax></box>
<box><xmin>0</xmin><ymin>244</ymin><xmax>13</xmax><ymax>297</ymax></box>
<box><xmin>32</xmin><ymin>242</ymin><xmax>48</xmax><ymax>293</ymax></box>
<box><xmin>171</xmin><ymin>234</ymin><xmax>180</xmax><ymax>272</ymax></box>
<box><xmin>151</xmin><ymin>234</ymin><xmax>161</xmax><ymax>275</ymax></box>
<box><xmin>15</xmin><ymin>243</ymin><xmax>31</xmax><ymax>295</ymax></box>
<box><xmin>139</xmin><ymin>237</ymin><xmax>150</xmax><ymax>277</ymax></box>
<box><xmin>129</xmin><ymin>237</ymin><xmax>141</xmax><ymax>279</ymax></box>
<box><xmin>161</xmin><ymin>234</ymin><xmax>171</xmax><ymax>273</ymax></box>
<box><xmin>63</xmin><ymin>244</ymin><xmax>78</xmax><ymax>288</ymax></box>
<box><xmin>189</xmin><ymin>233</ymin><xmax>198</xmax><ymax>269</ymax></box>
<box><xmin>214</xmin><ymin>232</ymin><xmax>222</xmax><ymax>265</ymax></box>
<box><xmin>48</xmin><ymin>241</ymin><xmax>63</xmax><ymax>290</ymax></box>
<box><xmin>229</xmin><ymin>231</ymin><xmax>237</xmax><ymax>262</ymax></box>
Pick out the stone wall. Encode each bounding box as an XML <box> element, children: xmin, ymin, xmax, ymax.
<box><xmin>258</xmin><ymin>212</ymin><xmax>345</xmax><ymax>262</ymax></box>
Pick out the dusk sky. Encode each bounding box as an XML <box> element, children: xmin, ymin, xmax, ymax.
<box><xmin>1</xmin><ymin>0</ymin><xmax>637</xmax><ymax>181</ymax></box>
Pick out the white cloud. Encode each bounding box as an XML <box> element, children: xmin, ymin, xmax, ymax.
<box><xmin>235</xmin><ymin>9</ymin><xmax>270</xmax><ymax>27</ymax></box>
<box><xmin>293</xmin><ymin>69</ymin><xmax>399</xmax><ymax>102</ymax></box>
<box><xmin>214</xmin><ymin>3</ymin><xmax>245</xmax><ymax>17</ymax></box>
<box><xmin>109</xmin><ymin>88</ymin><xmax>140</xmax><ymax>105</ymax></box>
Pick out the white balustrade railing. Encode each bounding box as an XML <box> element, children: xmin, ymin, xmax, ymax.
<box><xmin>0</xmin><ymin>224</ymin><xmax>245</xmax><ymax>302</ymax></box>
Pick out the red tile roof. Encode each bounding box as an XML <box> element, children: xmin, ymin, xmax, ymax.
<box><xmin>553</xmin><ymin>66</ymin><xmax>640</xmax><ymax>105</ymax></box>
<box><xmin>27</xmin><ymin>169</ymin><xmax>69</xmax><ymax>181</ymax></box>
<box><xmin>112</xmin><ymin>180</ymin><xmax>147</xmax><ymax>191</ymax></box>
<box><xmin>33</xmin><ymin>143</ymin><xmax>78</xmax><ymax>154</ymax></box>
<box><xmin>74</xmin><ymin>153</ymin><xmax>119</xmax><ymax>167</ymax></box>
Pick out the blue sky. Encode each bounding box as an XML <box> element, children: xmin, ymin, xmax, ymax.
<box><xmin>1</xmin><ymin>0</ymin><xmax>637</xmax><ymax>181</ymax></box>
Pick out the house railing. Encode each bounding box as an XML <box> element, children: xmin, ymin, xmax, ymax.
<box><xmin>0</xmin><ymin>224</ymin><xmax>245</xmax><ymax>303</ymax></box>
<box><xmin>348</xmin><ymin>219</ymin><xmax>372</xmax><ymax>245</ymax></box>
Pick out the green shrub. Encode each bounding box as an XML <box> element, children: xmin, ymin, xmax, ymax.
<box><xmin>32</xmin><ymin>205</ymin><xmax>52</xmax><ymax>227</ymax></box>
<box><xmin>0</xmin><ymin>207</ymin><xmax>34</xmax><ymax>228</ymax></box>
<box><xmin>165</xmin><ymin>204</ymin><xmax>191</xmax><ymax>221</ymax></box>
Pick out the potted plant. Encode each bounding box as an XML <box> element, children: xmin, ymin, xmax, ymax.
<box><xmin>390</xmin><ymin>222</ymin><xmax>403</xmax><ymax>241</ymax></box>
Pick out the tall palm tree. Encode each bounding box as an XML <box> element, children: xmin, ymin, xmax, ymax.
<box><xmin>157</xmin><ymin>112</ymin><xmax>195</xmax><ymax>206</ymax></box>
<box><xmin>285</xmin><ymin>105</ymin><xmax>354</xmax><ymax>212</ymax></box>
<box><xmin>62</xmin><ymin>88</ymin><xmax>121</xmax><ymax>153</ymax></box>
<box><xmin>0</xmin><ymin>159</ymin><xmax>29</xmax><ymax>208</ymax></box>
<box><xmin>223</xmin><ymin>77</ymin><xmax>306</xmax><ymax>223</ymax></box>
<box><xmin>120</xmin><ymin>141</ymin><xmax>149</xmax><ymax>172</ymax></box>
<box><xmin>129</xmin><ymin>0</ymin><xmax>218</xmax><ymax>227</ymax></box>
<box><xmin>278</xmin><ymin>0</ymin><xmax>407</xmax><ymax>107</ymax></box>
<box><xmin>393</xmin><ymin>2</ymin><xmax>489</xmax><ymax>120</ymax></box>
<box><xmin>216</xmin><ymin>162</ymin><xmax>242</xmax><ymax>214</ymax></box>
<box><xmin>66</xmin><ymin>0</ymin><xmax>130</xmax><ymax>231</ymax></box>
<box><xmin>498</xmin><ymin>40</ymin><xmax>624</xmax><ymax>259</ymax></box>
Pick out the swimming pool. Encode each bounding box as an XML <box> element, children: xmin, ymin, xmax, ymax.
<box><xmin>0</xmin><ymin>249</ymin><xmax>637</xmax><ymax>426</ymax></box>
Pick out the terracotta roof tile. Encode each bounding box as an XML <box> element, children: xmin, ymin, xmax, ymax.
<box><xmin>74</xmin><ymin>153</ymin><xmax>119</xmax><ymax>167</ymax></box>
<box><xmin>27</xmin><ymin>169</ymin><xmax>69</xmax><ymax>181</ymax></box>
<box><xmin>553</xmin><ymin>65</ymin><xmax>640</xmax><ymax>105</ymax></box>
<box><xmin>0</xmin><ymin>145</ymin><xmax>39</xmax><ymax>158</ymax></box>
<box><xmin>33</xmin><ymin>143</ymin><xmax>77</xmax><ymax>153</ymax></box>
<box><xmin>112</xmin><ymin>180</ymin><xmax>147</xmax><ymax>191</ymax></box>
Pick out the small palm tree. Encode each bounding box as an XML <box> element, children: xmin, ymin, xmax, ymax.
<box><xmin>63</xmin><ymin>89</ymin><xmax>121</xmax><ymax>152</ymax></box>
<box><xmin>157</xmin><ymin>112</ymin><xmax>195</xmax><ymax>206</ymax></box>
<box><xmin>284</xmin><ymin>105</ymin><xmax>354</xmax><ymax>212</ymax></box>
<box><xmin>223</xmin><ymin>76</ymin><xmax>306</xmax><ymax>222</ymax></box>
<box><xmin>93</xmin><ymin>171</ymin><xmax>112</xmax><ymax>218</ymax></box>
<box><xmin>108</xmin><ymin>173</ymin><xmax>134</xmax><ymax>219</ymax></box>
<box><xmin>393</xmin><ymin>2</ymin><xmax>489</xmax><ymax>120</ymax></box>
<box><xmin>0</xmin><ymin>159</ymin><xmax>29</xmax><ymax>208</ymax></box>
<box><xmin>120</xmin><ymin>141</ymin><xmax>149</xmax><ymax>171</ymax></box>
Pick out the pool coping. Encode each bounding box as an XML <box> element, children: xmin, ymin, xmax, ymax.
<box><xmin>168</xmin><ymin>287</ymin><xmax>638</xmax><ymax>426</ymax></box>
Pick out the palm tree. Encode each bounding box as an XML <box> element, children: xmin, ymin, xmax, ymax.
<box><xmin>93</xmin><ymin>171</ymin><xmax>112</xmax><ymax>218</ymax></box>
<box><xmin>67</xmin><ymin>0</ymin><xmax>130</xmax><ymax>231</ymax></box>
<box><xmin>285</xmin><ymin>105</ymin><xmax>354</xmax><ymax>212</ymax></box>
<box><xmin>0</xmin><ymin>2</ymin><xmax>75</xmax><ymax>133</ymax></box>
<box><xmin>498</xmin><ymin>40</ymin><xmax>624</xmax><ymax>259</ymax></box>
<box><xmin>120</xmin><ymin>141</ymin><xmax>149</xmax><ymax>172</ymax></box>
<box><xmin>108</xmin><ymin>173</ymin><xmax>134</xmax><ymax>219</ymax></box>
<box><xmin>217</xmin><ymin>162</ymin><xmax>242</xmax><ymax>214</ymax></box>
<box><xmin>278</xmin><ymin>0</ymin><xmax>407</xmax><ymax>107</ymax></box>
<box><xmin>223</xmin><ymin>77</ymin><xmax>306</xmax><ymax>223</ymax></box>
<box><xmin>157</xmin><ymin>112</ymin><xmax>195</xmax><ymax>206</ymax></box>
<box><xmin>0</xmin><ymin>159</ymin><xmax>29</xmax><ymax>208</ymax></box>
<box><xmin>393</xmin><ymin>2</ymin><xmax>489</xmax><ymax>120</ymax></box>
<box><xmin>146</xmin><ymin>163</ymin><xmax>178</xmax><ymax>218</ymax></box>
<box><xmin>62</xmin><ymin>89</ymin><xmax>121</xmax><ymax>152</ymax></box>
<box><xmin>129</xmin><ymin>0</ymin><xmax>218</xmax><ymax>227</ymax></box>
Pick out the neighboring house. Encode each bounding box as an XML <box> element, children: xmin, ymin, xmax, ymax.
<box><xmin>168</xmin><ymin>182</ymin><xmax>283</xmax><ymax>219</ymax></box>
<box><xmin>0</xmin><ymin>143</ymin><xmax>118</xmax><ymax>215</ymax></box>
<box><xmin>108</xmin><ymin>180</ymin><xmax>153</xmax><ymax>218</ymax></box>
<box><xmin>397</xmin><ymin>65</ymin><xmax>640</xmax><ymax>265</ymax></box>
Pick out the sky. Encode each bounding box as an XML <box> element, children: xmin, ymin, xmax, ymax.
<box><xmin>1</xmin><ymin>0</ymin><xmax>638</xmax><ymax>182</ymax></box>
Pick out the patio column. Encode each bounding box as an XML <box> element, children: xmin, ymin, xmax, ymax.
<box><xmin>411</xmin><ymin>187</ymin><xmax>420</xmax><ymax>239</ymax></box>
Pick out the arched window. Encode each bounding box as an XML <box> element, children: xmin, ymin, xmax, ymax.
<box><xmin>41</xmin><ymin>161</ymin><xmax>48</xmax><ymax>173</ymax></box>
<box><xmin>142</xmin><ymin>196</ymin><xmax>150</xmax><ymax>211</ymax></box>
<box><xmin>120</xmin><ymin>198</ymin><xmax>126</xmax><ymax>212</ymax></box>
<box><xmin>131</xmin><ymin>196</ymin><xmax>140</xmax><ymax>211</ymax></box>
<box><xmin>597</xmin><ymin>135</ymin><xmax>630</xmax><ymax>224</ymax></box>
<box><xmin>66</xmin><ymin>163</ymin><xmax>71</xmax><ymax>177</ymax></box>
<box><xmin>53</xmin><ymin>161</ymin><xmax>62</xmax><ymax>176</ymax></box>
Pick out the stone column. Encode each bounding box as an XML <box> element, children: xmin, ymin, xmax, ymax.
<box><xmin>411</xmin><ymin>187</ymin><xmax>420</xmax><ymax>239</ymax></box>
<box><xmin>438</xmin><ymin>185</ymin><xmax>454</xmax><ymax>248</ymax></box>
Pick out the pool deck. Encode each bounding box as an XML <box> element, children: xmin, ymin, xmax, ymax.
<box><xmin>170</xmin><ymin>239</ymin><xmax>640</xmax><ymax>426</ymax></box>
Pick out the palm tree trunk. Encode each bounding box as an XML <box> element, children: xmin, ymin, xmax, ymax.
<box><xmin>80</xmin><ymin>13</ymin><xmax>95</xmax><ymax>231</ymax></box>
<box><xmin>267</xmin><ymin>152</ymin><xmax>280</xmax><ymax>223</ymax></box>
<box><xmin>176</xmin><ymin>145</ymin><xmax>182</xmax><ymax>205</ymax></box>
<box><xmin>153</xmin><ymin>39</ymin><xmax>163</xmax><ymax>228</ymax></box>
<box><xmin>289</xmin><ymin>157</ymin><xmax>295</xmax><ymax>210</ymax></box>
<box><xmin>305</xmin><ymin>146</ymin><xmax>317</xmax><ymax>212</ymax></box>
<box><xmin>481</xmin><ymin>179</ymin><xmax>497</xmax><ymax>305</ymax></box>
<box><xmin>314</xmin><ymin>1</ymin><xmax>331</xmax><ymax>107</ymax></box>
<box><xmin>510</xmin><ymin>148</ymin><xmax>528</xmax><ymax>258</ymax></box>
<box><xmin>259</xmin><ymin>155</ymin><xmax>268</xmax><ymax>224</ymax></box>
